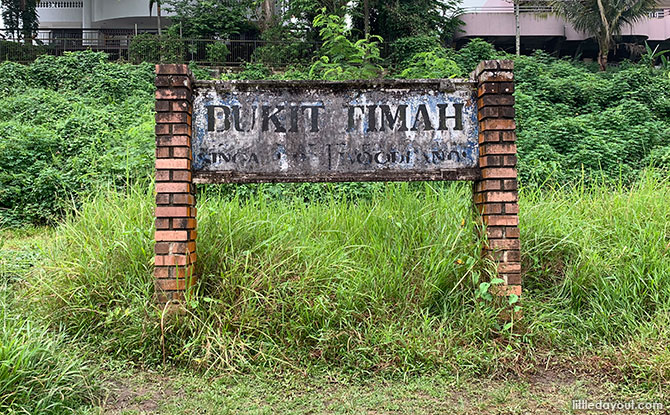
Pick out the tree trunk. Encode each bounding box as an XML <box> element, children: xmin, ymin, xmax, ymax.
<box><xmin>156</xmin><ymin>2</ymin><xmax>162</xmax><ymax>37</ymax></box>
<box><xmin>597</xmin><ymin>36</ymin><xmax>609</xmax><ymax>71</ymax></box>
<box><xmin>364</xmin><ymin>0</ymin><xmax>370</xmax><ymax>37</ymax></box>
<box><xmin>595</xmin><ymin>0</ymin><xmax>610</xmax><ymax>71</ymax></box>
<box><xmin>21</xmin><ymin>0</ymin><xmax>33</xmax><ymax>44</ymax></box>
<box><xmin>598</xmin><ymin>49</ymin><xmax>608</xmax><ymax>71</ymax></box>
<box><xmin>261</xmin><ymin>0</ymin><xmax>275</xmax><ymax>31</ymax></box>
<box><xmin>514</xmin><ymin>0</ymin><xmax>520</xmax><ymax>56</ymax></box>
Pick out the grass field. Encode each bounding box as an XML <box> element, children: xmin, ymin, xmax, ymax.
<box><xmin>1</xmin><ymin>174</ymin><xmax>669</xmax><ymax>413</ymax></box>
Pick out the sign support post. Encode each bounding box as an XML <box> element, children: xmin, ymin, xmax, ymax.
<box><xmin>154</xmin><ymin>64</ymin><xmax>198</xmax><ymax>303</ymax></box>
<box><xmin>473</xmin><ymin>60</ymin><xmax>521</xmax><ymax>296</ymax></box>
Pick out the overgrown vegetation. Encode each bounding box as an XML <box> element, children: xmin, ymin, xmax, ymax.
<box><xmin>515</xmin><ymin>51</ymin><xmax>670</xmax><ymax>185</ymax></box>
<box><xmin>1</xmin><ymin>0</ymin><xmax>39</xmax><ymax>42</ymax></box>
<box><xmin>128</xmin><ymin>33</ymin><xmax>186</xmax><ymax>64</ymax></box>
<box><xmin>11</xmin><ymin>174</ymin><xmax>667</xmax><ymax>387</ymax></box>
<box><xmin>308</xmin><ymin>10</ymin><xmax>383</xmax><ymax>80</ymax></box>
<box><xmin>0</xmin><ymin>52</ymin><xmax>155</xmax><ymax>226</ymax></box>
<box><xmin>2</xmin><ymin>33</ymin><xmax>669</xmax><ymax>226</ymax></box>
<box><xmin>164</xmin><ymin>0</ymin><xmax>258</xmax><ymax>40</ymax></box>
<box><xmin>0</xmin><ymin>278</ymin><xmax>97</xmax><ymax>413</ymax></box>
<box><xmin>349</xmin><ymin>0</ymin><xmax>463</xmax><ymax>44</ymax></box>
<box><xmin>1</xmin><ymin>9</ymin><xmax>670</xmax><ymax>412</ymax></box>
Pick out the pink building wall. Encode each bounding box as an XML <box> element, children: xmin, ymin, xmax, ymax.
<box><xmin>457</xmin><ymin>0</ymin><xmax>670</xmax><ymax>43</ymax></box>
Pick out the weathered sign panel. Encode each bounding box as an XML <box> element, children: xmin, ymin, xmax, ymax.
<box><xmin>192</xmin><ymin>79</ymin><xmax>479</xmax><ymax>183</ymax></box>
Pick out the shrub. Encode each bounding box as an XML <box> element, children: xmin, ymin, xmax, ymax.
<box><xmin>309</xmin><ymin>10</ymin><xmax>383</xmax><ymax>80</ymax></box>
<box><xmin>0</xmin><ymin>40</ymin><xmax>46</xmax><ymax>62</ymax></box>
<box><xmin>206</xmin><ymin>41</ymin><xmax>230</xmax><ymax>65</ymax></box>
<box><xmin>398</xmin><ymin>50</ymin><xmax>463</xmax><ymax>78</ymax></box>
<box><xmin>129</xmin><ymin>33</ymin><xmax>185</xmax><ymax>64</ymax></box>
<box><xmin>391</xmin><ymin>35</ymin><xmax>442</xmax><ymax>64</ymax></box>
<box><xmin>222</xmin><ymin>62</ymin><xmax>272</xmax><ymax>80</ymax></box>
<box><xmin>514</xmin><ymin>53</ymin><xmax>670</xmax><ymax>185</ymax></box>
<box><xmin>453</xmin><ymin>38</ymin><xmax>498</xmax><ymax>73</ymax></box>
<box><xmin>0</xmin><ymin>52</ymin><xmax>155</xmax><ymax>226</ymax></box>
<box><xmin>252</xmin><ymin>24</ymin><xmax>316</xmax><ymax>66</ymax></box>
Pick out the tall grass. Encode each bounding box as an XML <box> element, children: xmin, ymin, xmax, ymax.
<box><xmin>0</xmin><ymin>284</ymin><xmax>97</xmax><ymax>413</ymax></box>
<box><xmin>522</xmin><ymin>172</ymin><xmax>670</xmax><ymax>348</ymax></box>
<box><xmin>21</xmin><ymin>173</ymin><xmax>670</xmax><ymax>385</ymax></box>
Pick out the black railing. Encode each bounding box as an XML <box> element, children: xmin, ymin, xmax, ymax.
<box><xmin>0</xmin><ymin>30</ymin><xmax>394</xmax><ymax>66</ymax></box>
<box><xmin>0</xmin><ymin>37</ymin><xmax>319</xmax><ymax>66</ymax></box>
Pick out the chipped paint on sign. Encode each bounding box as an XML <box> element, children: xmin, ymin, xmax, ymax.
<box><xmin>192</xmin><ymin>79</ymin><xmax>479</xmax><ymax>182</ymax></box>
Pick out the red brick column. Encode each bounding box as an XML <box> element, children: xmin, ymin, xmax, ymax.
<box><xmin>473</xmin><ymin>60</ymin><xmax>521</xmax><ymax>297</ymax></box>
<box><xmin>154</xmin><ymin>64</ymin><xmax>197</xmax><ymax>303</ymax></box>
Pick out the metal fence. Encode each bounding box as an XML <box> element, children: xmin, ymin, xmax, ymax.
<box><xmin>0</xmin><ymin>30</ymin><xmax>323</xmax><ymax>66</ymax></box>
<box><xmin>0</xmin><ymin>29</ymin><xmax>396</xmax><ymax>66</ymax></box>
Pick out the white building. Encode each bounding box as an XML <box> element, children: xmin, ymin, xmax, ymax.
<box><xmin>35</xmin><ymin>0</ymin><xmax>169</xmax><ymax>31</ymax></box>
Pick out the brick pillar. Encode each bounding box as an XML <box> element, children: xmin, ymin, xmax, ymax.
<box><xmin>154</xmin><ymin>64</ymin><xmax>197</xmax><ymax>303</ymax></box>
<box><xmin>473</xmin><ymin>60</ymin><xmax>521</xmax><ymax>297</ymax></box>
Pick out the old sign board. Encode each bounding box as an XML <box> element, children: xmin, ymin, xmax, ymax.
<box><xmin>153</xmin><ymin>61</ymin><xmax>521</xmax><ymax>304</ymax></box>
<box><xmin>191</xmin><ymin>79</ymin><xmax>479</xmax><ymax>183</ymax></box>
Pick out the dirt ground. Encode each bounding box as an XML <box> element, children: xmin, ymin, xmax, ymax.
<box><xmin>99</xmin><ymin>366</ymin><xmax>663</xmax><ymax>415</ymax></box>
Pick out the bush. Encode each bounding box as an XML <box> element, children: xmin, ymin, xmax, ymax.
<box><xmin>0</xmin><ymin>52</ymin><xmax>155</xmax><ymax>226</ymax></box>
<box><xmin>0</xmin><ymin>40</ymin><xmax>46</xmax><ymax>62</ymax></box>
<box><xmin>453</xmin><ymin>38</ymin><xmax>498</xmax><ymax>73</ymax></box>
<box><xmin>309</xmin><ymin>10</ymin><xmax>383</xmax><ymax>80</ymax></box>
<box><xmin>129</xmin><ymin>33</ymin><xmax>185</xmax><ymax>64</ymax></box>
<box><xmin>252</xmin><ymin>24</ymin><xmax>316</xmax><ymax>66</ymax></box>
<box><xmin>514</xmin><ymin>52</ymin><xmax>670</xmax><ymax>185</ymax></box>
<box><xmin>398</xmin><ymin>50</ymin><xmax>463</xmax><ymax>78</ymax></box>
<box><xmin>205</xmin><ymin>41</ymin><xmax>230</xmax><ymax>65</ymax></box>
<box><xmin>391</xmin><ymin>35</ymin><xmax>442</xmax><ymax>64</ymax></box>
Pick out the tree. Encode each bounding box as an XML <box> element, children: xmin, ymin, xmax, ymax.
<box><xmin>309</xmin><ymin>9</ymin><xmax>383</xmax><ymax>80</ymax></box>
<box><xmin>1</xmin><ymin>0</ymin><xmax>39</xmax><ymax>43</ymax></box>
<box><xmin>264</xmin><ymin>0</ymin><xmax>350</xmax><ymax>43</ymax></box>
<box><xmin>514</xmin><ymin>0</ymin><xmax>520</xmax><ymax>56</ymax></box>
<box><xmin>164</xmin><ymin>0</ymin><xmax>258</xmax><ymax>39</ymax></box>
<box><xmin>551</xmin><ymin>0</ymin><xmax>659</xmax><ymax>70</ymax></box>
<box><xmin>350</xmin><ymin>0</ymin><xmax>463</xmax><ymax>44</ymax></box>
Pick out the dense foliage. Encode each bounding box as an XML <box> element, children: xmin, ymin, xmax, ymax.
<box><xmin>128</xmin><ymin>33</ymin><xmax>186</xmax><ymax>64</ymax></box>
<box><xmin>308</xmin><ymin>10</ymin><xmax>383</xmax><ymax>80</ymax></box>
<box><xmin>1</xmin><ymin>34</ymin><xmax>669</xmax><ymax>226</ymax></box>
<box><xmin>350</xmin><ymin>0</ymin><xmax>463</xmax><ymax>43</ymax></box>
<box><xmin>514</xmin><ymin>52</ymin><xmax>670</xmax><ymax>185</ymax></box>
<box><xmin>0</xmin><ymin>52</ymin><xmax>155</xmax><ymax>226</ymax></box>
<box><xmin>164</xmin><ymin>0</ymin><xmax>258</xmax><ymax>39</ymax></box>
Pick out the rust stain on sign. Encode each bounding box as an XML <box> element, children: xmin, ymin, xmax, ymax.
<box><xmin>192</xmin><ymin>79</ymin><xmax>479</xmax><ymax>183</ymax></box>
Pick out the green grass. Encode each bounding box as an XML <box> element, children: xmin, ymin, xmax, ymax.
<box><xmin>18</xmin><ymin>174</ymin><xmax>670</xmax><ymax>377</ymax></box>
<box><xmin>0</xmin><ymin>283</ymin><xmax>98</xmax><ymax>414</ymax></box>
<box><xmin>2</xmin><ymin>173</ymin><xmax>669</xmax><ymax>413</ymax></box>
<box><xmin>522</xmin><ymin>172</ymin><xmax>670</xmax><ymax>349</ymax></box>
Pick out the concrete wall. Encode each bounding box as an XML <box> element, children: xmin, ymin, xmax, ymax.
<box><xmin>36</xmin><ymin>2</ymin><xmax>83</xmax><ymax>28</ymax></box>
<box><xmin>32</xmin><ymin>0</ymin><xmax>175</xmax><ymax>29</ymax></box>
